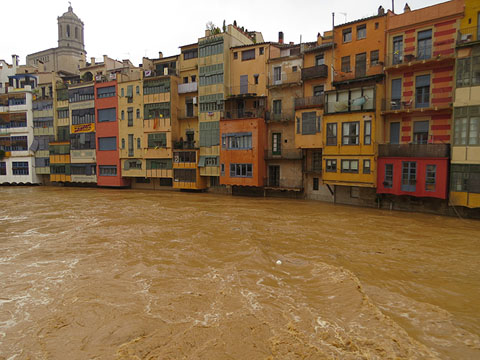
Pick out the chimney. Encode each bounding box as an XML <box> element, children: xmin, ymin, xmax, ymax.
<box><xmin>12</xmin><ymin>54</ymin><xmax>19</xmax><ymax>67</ymax></box>
<box><xmin>158</xmin><ymin>52</ymin><xmax>163</xmax><ymax>59</ymax></box>
<box><xmin>278</xmin><ymin>31</ymin><xmax>284</xmax><ymax>44</ymax></box>
<box><xmin>90</xmin><ymin>57</ymin><xmax>95</xmax><ymax>65</ymax></box>
<box><xmin>404</xmin><ymin>3</ymin><xmax>411</xmax><ymax>12</ymax></box>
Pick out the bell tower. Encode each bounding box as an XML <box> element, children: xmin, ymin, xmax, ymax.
<box><xmin>57</xmin><ymin>4</ymin><xmax>85</xmax><ymax>51</ymax></box>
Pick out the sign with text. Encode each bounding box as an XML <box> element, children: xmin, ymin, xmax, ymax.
<box><xmin>71</xmin><ymin>123</ymin><xmax>95</xmax><ymax>134</ymax></box>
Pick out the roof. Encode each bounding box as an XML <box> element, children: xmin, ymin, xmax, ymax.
<box><xmin>179</xmin><ymin>42</ymin><xmax>198</xmax><ymax>49</ymax></box>
<box><xmin>304</xmin><ymin>42</ymin><xmax>335</xmax><ymax>53</ymax></box>
<box><xmin>230</xmin><ymin>42</ymin><xmax>271</xmax><ymax>50</ymax></box>
<box><xmin>334</xmin><ymin>13</ymin><xmax>386</xmax><ymax>28</ymax></box>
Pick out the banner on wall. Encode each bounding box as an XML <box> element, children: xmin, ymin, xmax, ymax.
<box><xmin>71</xmin><ymin>123</ymin><xmax>95</xmax><ymax>134</ymax></box>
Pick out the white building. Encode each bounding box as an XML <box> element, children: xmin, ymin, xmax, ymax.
<box><xmin>0</xmin><ymin>63</ymin><xmax>40</xmax><ymax>184</ymax></box>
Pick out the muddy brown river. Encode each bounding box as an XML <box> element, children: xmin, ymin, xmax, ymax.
<box><xmin>0</xmin><ymin>186</ymin><xmax>479</xmax><ymax>359</ymax></box>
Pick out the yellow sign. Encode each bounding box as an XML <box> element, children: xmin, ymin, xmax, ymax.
<box><xmin>71</xmin><ymin>123</ymin><xmax>95</xmax><ymax>134</ymax></box>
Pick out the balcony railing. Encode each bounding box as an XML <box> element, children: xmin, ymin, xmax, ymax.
<box><xmin>226</xmin><ymin>84</ymin><xmax>260</xmax><ymax>97</ymax></box>
<box><xmin>295</xmin><ymin>95</ymin><xmax>324</xmax><ymax>109</ymax></box>
<box><xmin>381</xmin><ymin>98</ymin><xmax>450</xmax><ymax>112</ymax></box>
<box><xmin>268</xmin><ymin>71</ymin><xmax>301</xmax><ymax>87</ymax></box>
<box><xmin>457</xmin><ymin>26</ymin><xmax>480</xmax><ymax>45</ymax></box>
<box><xmin>265</xmin><ymin>149</ymin><xmax>303</xmax><ymax>160</ymax></box>
<box><xmin>221</xmin><ymin>108</ymin><xmax>265</xmax><ymax>120</ymax></box>
<box><xmin>384</xmin><ymin>47</ymin><xmax>454</xmax><ymax>67</ymax></box>
<box><xmin>173</xmin><ymin>141</ymin><xmax>197</xmax><ymax>150</ymax></box>
<box><xmin>178</xmin><ymin>82</ymin><xmax>198</xmax><ymax>94</ymax></box>
<box><xmin>301</xmin><ymin>65</ymin><xmax>328</xmax><ymax>81</ymax></box>
<box><xmin>378</xmin><ymin>143</ymin><xmax>450</xmax><ymax>158</ymax></box>
<box><xmin>144</xmin><ymin>68</ymin><xmax>178</xmax><ymax>78</ymax></box>
<box><xmin>265</xmin><ymin>109</ymin><xmax>295</xmax><ymax>122</ymax></box>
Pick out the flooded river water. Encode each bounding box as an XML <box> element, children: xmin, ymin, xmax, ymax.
<box><xmin>0</xmin><ymin>186</ymin><xmax>479</xmax><ymax>359</ymax></box>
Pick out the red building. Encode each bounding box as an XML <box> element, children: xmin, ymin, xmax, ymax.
<box><xmin>378</xmin><ymin>0</ymin><xmax>463</xmax><ymax>200</ymax></box>
<box><xmin>95</xmin><ymin>79</ymin><xmax>130</xmax><ymax>187</ymax></box>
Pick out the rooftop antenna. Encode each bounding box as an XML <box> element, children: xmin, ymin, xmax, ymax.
<box><xmin>340</xmin><ymin>12</ymin><xmax>347</xmax><ymax>23</ymax></box>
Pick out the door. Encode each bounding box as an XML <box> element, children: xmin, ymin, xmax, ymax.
<box><xmin>391</xmin><ymin>79</ymin><xmax>402</xmax><ymax>109</ymax></box>
<box><xmin>272</xmin><ymin>133</ymin><xmax>281</xmax><ymax>155</ymax></box>
<box><xmin>237</xmin><ymin>100</ymin><xmax>245</xmax><ymax>118</ymax></box>
<box><xmin>269</xmin><ymin>165</ymin><xmax>280</xmax><ymax>187</ymax></box>
<box><xmin>240</xmin><ymin>75</ymin><xmax>248</xmax><ymax>94</ymax></box>
<box><xmin>393</xmin><ymin>36</ymin><xmax>403</xmax><ymax>64</ymax></box>
<box><xmin>401</xmin><ymin>161</ymin><xmax>416</xmax><ymax>192</ymax></box>
<box><xmin>355</xmin><ymin>53</ymin><xmax>366</xmax><ymax>78</ymax></box>
<box><xmin>390</xmin><ymin>122</ymin><xmax>400</xmax><ymax>144</ymax></box>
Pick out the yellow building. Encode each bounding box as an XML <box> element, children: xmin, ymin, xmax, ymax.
<box><xmin>295</xmin><ymin>32</ymin><xmax>334</xmax><ymax>201</ymax></box>
<box><xmin>174</xmin><ymin>43</ymin><xmax>207</xmax><ymax>190</ymax></box>
<box><xmin>197</xmin><ymin>24</ymin><xmax>259</xmax><ymax>188</ymax></box>
<box><xmin>117</xmin><ymin>72</ymin><xmax>145</xmax><ymax>186</ymax></box>
<box><xmin>450</xmin><ymin>0</ymin><xmax>480</xmax><ymax>208</ymax></box>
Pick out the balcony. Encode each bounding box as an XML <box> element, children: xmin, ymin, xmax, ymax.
<box><xmin>226</xmin><ymin>84</ymin><xmax>261</xmax><ymax>98</ymax></box>
<box><xmin>295</xmin><ymin>95</ymin><xmax>324</xmax><ymax>110</ymax></box>
<box><xmin>381</xmin><ymin>98</ymin><xmax>450</xmax><ymax>113</ymax></box>
<box><xmin>265</xmin><ymin>149</ymin><xmax>303</xmax><ymax>160</ymax></box>
<box><xmin>173</xmin><ymin>140</ymin><xmax>197</xmax><ymax>150</ymax></box>
<box><xmin>378</xmin><ymin>143</ymin><xmax>450</xmax><ymax>158</ymax></box>
<box><xmin>301</xmin><ymin>65</ymin><xmax>328</xmax><ymax>81</ymax></box>
<box><xmin>178</xmin><ymin>82</ymin><xmax>198</xmax><ymax>94</ymax></box>
<box><xmin>265</xmin><ymin>108</ymin><xmax>295</xmax><ymax>123</ymax></box>
<box><xmin>268</xmin><ymin>71</ymin><xmax>301</xmax><ymax>88</ymax></box>
<box><xmin>457</xmin><ymin>26</ymin><xmax>480</xmax><ymax>46</ymax></box>
<box><xmin>384</xmin><ymin>48</ymin><xmax>454</xmax><ymax>68</ymax></box>
<box><xmin>221</xmin><ymin>108</ymin><xmax>265</xmax><ymax>120</ymax></box>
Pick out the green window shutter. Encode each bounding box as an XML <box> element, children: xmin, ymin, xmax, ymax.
<box><xmin>198</xmin><ymin>156</ymin><xmax>206</xmax><ymax>167</ymax></box>
<box><xmin>127</xmin><ymin>85</ymin><xmax>133</xmax><ymax>97</ymax></box>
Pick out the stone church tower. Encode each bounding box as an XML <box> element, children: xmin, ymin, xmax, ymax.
<box><xmin>26</xmin><ymin>5</ymin><xmax>86</xmax><ymax>74</ymax></box>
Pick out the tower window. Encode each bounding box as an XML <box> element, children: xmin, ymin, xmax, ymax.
<box><xmin>75</xmin><ymin>27</ymin><xmax>78</xmax><ymax>39</ymax></box>
<box><xmin>67</xmin><ymin>25</ymin><xmax>70</xmax><ymax>38</ymax></box>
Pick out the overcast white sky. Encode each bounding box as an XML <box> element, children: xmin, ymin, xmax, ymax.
<box><xmin>2</xmin><ymin>0</ymin><xmax>447</xmax><ymax>66</ymax></box>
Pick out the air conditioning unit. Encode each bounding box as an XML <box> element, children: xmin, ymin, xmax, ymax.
<box><xmin>192</xmin><ymin>96</ymin><xmax>197</xmax><ymax>105</ymax></box>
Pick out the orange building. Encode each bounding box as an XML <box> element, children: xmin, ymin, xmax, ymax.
<box><xmin>378</xmin><ymin>0</ymin><xmax>463</xmax><ymax>201</ymax></box>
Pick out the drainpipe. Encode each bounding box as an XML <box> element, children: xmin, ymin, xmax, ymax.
<box><xmin>331</xmin><ymin>13</ymin><xmax>335</xmax><ymax>87</ymax></box>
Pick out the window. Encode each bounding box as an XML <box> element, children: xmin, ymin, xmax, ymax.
<box><xmin>417</xmin><ymin>29</ymin><xmax>432</xmax><ymax>60</ymax></box>
<box><xmin>415</xmin><ymin>75</ymin><xmax>430</xmax><ymax>108</ymax></box>
<box><xmin>68</xmin><ymin>86</ymin><xmax>95</xmax><ymax>103</ymax></box>
<box><xmin>70</xmin><ymin>133</ymin><xmax>95</xmax><ymax>150</ymax></box>
<box><xmin>121</xmin><ymin>110</ymin><xmax>124</xmax><ymax>120</ymax></box>
<box><xmin>375</xmin><ymin>22</ymin><xmax>379</xmax><ymax>30</ymax></box>
<box><xmin>341</xmin><ymin>159</ymin><xmax>359</xmax><ymax>173</ymax></box>
<box><xmin>186</xmin><ymin>98</ymin><xmax>194</xmax><ymax>117</ymax></box>
<box><xmin>456</xmin><ymin>54</ymin><xmax>480</xmax><ymax>87</ymax></box>
<box><xmin>242</xmin><ymin>49</ymin><xmax>255</xmax><ymax>61</ymax></box>
<box><xmin>125</xmin><ymin>160</ymin><xmax>142</xmax><ymax>170</ymax></box>
<box><xmin>99</xmin><ymin>165</ymin><xmax>117</xmax><ymax>176</ymax></box>
<box><xmin>342</xmin><ymin>122</ymin><xmax>359</xmax><ymax>145</ymax></box>
<box><xmin>191</xmin><ymin>75</ymin><xmax>196</xmax><ymax>82</ymax></box>
<box><xmin>272</xmin><ymin>133</ymin><xmax>281</xmax><ymax>155</ymax></box>
<box><xmin>364</xmin><ymin>120</ymin><xmax>371</xmax><ymax>145</ymax></box>
<box><xmin>72</xmin><ymin>108</ymin><xmax>95</xmax><ymax>125</ymax></box>
<box><xmin>393</xmin><ymin>36</ymin><xmax>403</xmax><ymax>65</ymax></box>
<box><xmin>383</xmin><ymin>164</ymin><xmax>394</xmax><ymax>188</ymax></box>
<box><xmin>341</xmin><ymin>56</ymin><xmax>350</xmax><ymax>73</ymax></box>
<box><xmin>174</xmin><ymin>151</ymin><xmax>196</xmax><ymax>163</ymax></box>
<box><xmin>121</xmin><ymin>88</ymin><xmax>124</xmax><ymax>97</ymax></box>
<box><xmin>146</xmin><ymin>159</ymin><xmax>172</xmax><ymax>170</ymax></box>
<box><xmin>174</xmin><ymin>169</ymin><xmax>196</xmax><ymax>183</ymax></box>
<box><xmin>233</xmin><ymin>52</ymin><xmax>238</xmax><ymax>60</ymax></box>
<box><xmin>12</xmin><ymin>161</ymin><xmax>29</xmax><ymax>175</ymax></box>
<box><xmin>391</xmin><ymin>78</ymin><xmax>402</xmax><ymax>110</ymax></box>
<box><xmin>97</xmin><ymin>108</ymin><xmax>116</xmax><ymax>122</ymax></box>
<box><xmin>454</xmin><ymin>106</ymin><xmax>480</xmax><ymax>145</ymax></box>
<box><xmin>425</xmin><ymin>164</ymin><xmax>436</xmax><ymax>191</ymax></box>
<box><xmin>183</xmin><ymin>49</ymin><xmax>198</xmax><ymax>60</ymax></box>
<box><xmin>254</xmin><ymin>74</ymin><xmax>259</xmax><ymax>84</ymax></box>
<box><xmin>401</xmin><ymin>161</ymin><xmax>417</xmax><ymax>192</ymax></box>
<box><xmin>148</xmin><ymin>133</ymin><xmax>167</xmax><ymax>148</ymax></box>
<box><xmin>363</xmin><ymin>159</ymin><xmax>371</xmax><ymax>174</ymax></box>
<box><xmin>137</xmin><ymin>138</ymin><xmax>141</xmax><ymax>149</ymax></box>
<box><xmin>312</xmin><ymin>151</ymin><xmax>322</xmax><ymax>172</ymax></box>
<box><xmin>136</xmin><ymin>86</ymin><xmax>140</xmax><ymax>95</ymax></box>
<box><xmin>302</xmin><ymin>112</ymin><xmax>316</xmax><ymax>135</ymax></box>
<box><xmin>413</xmin><ymin>121</ymin><xmax>429</xmax><ymax>144</ymax></box>
<box><xmin>98</xmin><ymin>137</ymin><xmax>116</xmax><ymax>151</ymax></box>
<box><xmin>326</xmin><ymin>123</ymin><xmax>337</xmax><ymax>145</ymax></box>
<box><xmin>57</xmin><ymin>108</ymin><xmax>69</xmax><ymax>119</ymax></box>
<box><xmin>273</xmin><ymin>100</ymin><xmax>282</xmax><ymax>114</ymax></box>
<box><xmin>450</xmin><ymin>164</ymin><xmax>480</xmax><ymax>193</ymax></box>
<box><xmin>259</xmin><ymin>47</ymin><xmax>264</xmax><ymax>55</ymax></box>
<box><xmin>274</xmin><ymin>67</ymin><xmax>281</xmax><ymax>82</ymax></box>
<box><xmin>11</xmin><ymin>136</ymin><xmax>28</xmax><ymax>151</ymax></box>
<box><xmin>313</xmin><ymin>85</ymin><xmax>324</xmax><ymax>97</ymax></box>
<box><xmin>370</xmin><ymin>50</ymin><xmax>379</xmax><ymax>66</ymax></box>
<box><xmin>97</xmin><ymin>86</ymin><xmax>115</xmax><ymax>98</ymax></box>
<box><xmin>229</xmin><ymin>163</ymin><xmax>253</xmax><ymax>178</ymax></box>
<box><xmin>357</xmin><ymin>25</ymin><xmax>366</xmax><ymax>40</ymax></box>
<box><xmin>355</xmin><ymin>53</ymin><xmax>366</xmax><ymax>77</ymax></box>
<box><xmin>292</xmin><ymin>66</ymin><xmax>298</xmax><ymax>72</ymax></box>
<box><xmin>128</xmin><ymin>134</ymin><xmax>134</xmax><ymax>157</ymax></box>
<box><xmin>136</xmin><ymin>109</ymin><xmax>140</xmax><ymax>119</ymax></box>
<box><xmin>225</xmin><ymin>132</ymin><xmax>252</xmax><ymax>150</ymax></box>
<box><xmin>221</xmin><ymin>163</ymin><xmax>225</xmax><ymax>176</ymax></box>
<box><xmin>343</xmin><ymin>28</ymin><xmax>352</xmax><ymax>43</ymax></box>
<box><xmin>128</xmin><ymin>107</ymin><xmax>133</xmax><ymax>126</ymax></box>
<box><xmin>315</xmin><ymin>54</ymin><xmax>324</xmax><ymax>66</ymax></box>
<box><xmin>313</xmin><ymin>178</ymin><xmax>319</xmax><ymax>191</ymax></box>
<box><xmin>326</xmin><ymin>159</ymin><xmax>337</xmax><ymax>172</ymax></box>
<box><xmin>66</xmin><ymin>25</ymin><xmax>70</xmax><ymax>38</ymax></box>
<box><xmin>121</xmin><ymin>138</ymin><xmax>125</xmax><ymax>149</ymax></box>
<box><xmin>183</xmin><ymin>77</ymin><xmax>189</xmax><ymax>84</ymax></box>
<box><xmin>0</xmin><ymin>162</ymin><xmax>6</xmax><ymax>175</ymax></box>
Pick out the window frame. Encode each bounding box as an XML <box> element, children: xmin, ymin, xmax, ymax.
<box><xmin>342</xmin><ymin>121</ymin><xmax>360</xmax><ymax>145</ymax></box>
<box><xmin>342</xmin><ymin>28</ymin><xmax>352</xmax><ymax>43</ymax></box>
<box><xmin>341</xmin><ymin>159</ymin><xmax>359</xmax><ymax>173</ymax></box>
<box><xmin>356</xmin><ymin>25</ymin><xmax>366</xmax><ymax>40</ymax></box>
<box><xmin>363</xmin><ymin>159</ymin><xmax>371</xmax><ymax>174</ymax></box>
<box><xmin>325</xmin><ymin>159</ymin><xmax>337</xmax><ymax>172</ymax></box>
<box><xmin>364</xmin><ymin>120</ymin><xmax>371</xmax><ymax>145</ymax></box>
<box><xmin>326</xmin><ymin>123</ymin><xmax>337</xmax><ymax>146</ymax></box>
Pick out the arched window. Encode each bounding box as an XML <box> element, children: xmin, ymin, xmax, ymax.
<box><xmin>121</xmin><ymin>110</ymin><xmax>125</xmax><ymax>120</ymax></box>
<box><xmin>136</xmin><ymin>109</ymin><xmax>140</xmax><ymax>119</ymax></box>
<box><xmin>136</xmin><ymin>86</ymin><xmax>140</xmax><ymax>95</ymax></box>
<box><xmin>121</xmin><ymin>88</ymin><xmax>124</xmax><ymax>97</ymax></box>
<box><xmin>137</xmin><ymin>138</ymin><xmax>141</xmax><ymax>149</ymax></box>
<box><xmin>75</xmin><ymin>27</ymin><xmax>78</xmax><ymax>39</ymax></box>
<box><xmin>59</xmin><ymin>25</ymin><xmax>62</xmax><ymax>39</ymax></box>
<box><xmin>121</xmin><ymin>138</ymin><xmax>125</xmax><ymax>149</ymax></box>
<box><xmin>66</xmin><ymin>25</ymin><xmax>70</xmax><ymax>38</ymax></box>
